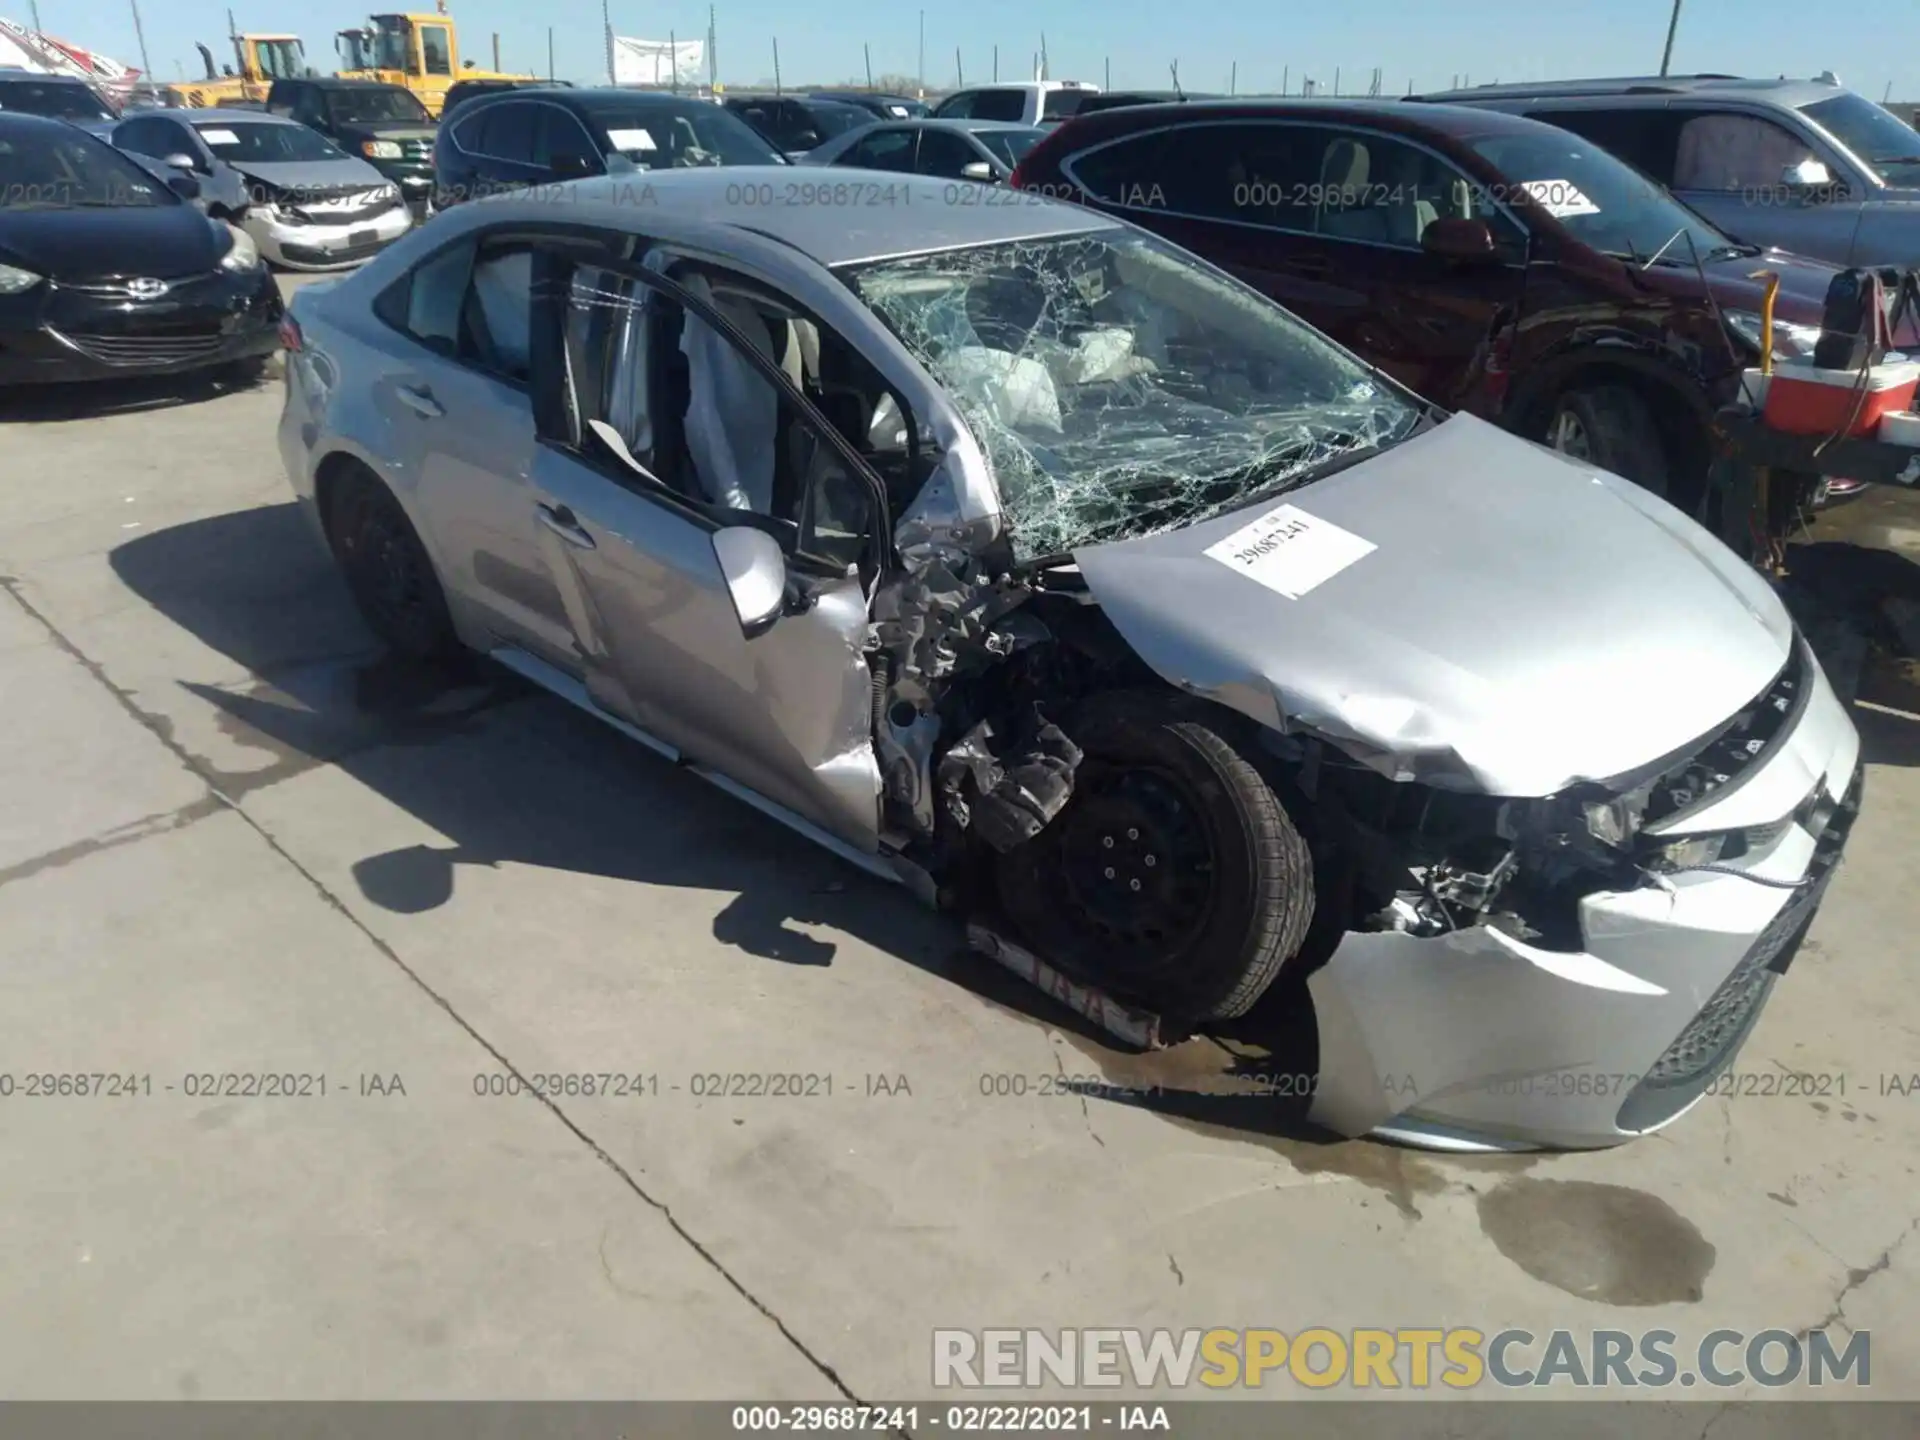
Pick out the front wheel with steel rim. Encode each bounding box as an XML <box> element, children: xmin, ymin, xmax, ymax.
<box><xmin>993</xmin><ymin>691</ymin><xmax>1315</xmax><ymax>1025</ymax></box>
<box><xmin>327</xmin><ymin>473</ymin><xmax>460</xmax><ymax>663</ymax></box>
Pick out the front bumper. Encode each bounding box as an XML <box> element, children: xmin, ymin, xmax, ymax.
<box><xmin>366</xmin><ymin>161</ymin><xmax>435</xmax><ymax>221</ymax></box>
<box><xmin>0</xmin><ymin>267</ymin><xmax>283</xmax><ymax>384</ymax></box>
<box><xmin>248</xmin><ymin>203</ymin><xmax>413</xmax><ymax>271</ymax></box>
<box><xmin>1306</xmin><ymin>643</ymin><xmax>1863</xmax><ymax>1151</ymax></box>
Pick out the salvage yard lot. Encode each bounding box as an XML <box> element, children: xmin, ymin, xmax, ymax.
<box><xmin>2</xmin><ymin>276</ymin><xmax>1920</xmax><ymax>1406</ymax></box>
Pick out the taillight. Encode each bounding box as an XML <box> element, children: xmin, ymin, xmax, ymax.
<box><xmin>278</xmin><ymin>314</ymin><xmax>303</xmax><ymax>352</ymax></box>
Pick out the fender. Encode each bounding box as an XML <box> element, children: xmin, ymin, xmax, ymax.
<box><xmin>1502</xmin><ymin>325</ymin><xmax>1722</xmax><ymax>440</ymax></box>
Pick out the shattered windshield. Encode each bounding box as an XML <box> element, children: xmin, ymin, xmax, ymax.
<box><xmin>843</xmin><ymin>229</ymin><xmax>1419</xmax><ymax>558</ymax></box>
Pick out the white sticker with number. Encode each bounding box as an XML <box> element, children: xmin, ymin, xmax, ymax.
<box><xmin>1203</xmin><ymin>503</ymin><xmax>1376</xmax><ymax>600</ymax></box>
<box><xmin>1519</xmin><ymin>178</ymin><xmax>1599</xmax><ymax>218</ymax></box>
<box><xmin>606</xmin><ymin>127</ymin><xmax>657</xmax><ymax>151</ymax></box>
<box><xmin>198</xmin><ymin>128</ymin><xmax>240</xmax><ymax>145</ymax></box>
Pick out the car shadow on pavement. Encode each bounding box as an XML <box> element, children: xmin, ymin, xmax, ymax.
<box><xmin>105</xmin><ymin>502</ymin><xmax>1389</xmax><ymax>1150</ymax></box>
<box><xmin>0</xmin><ymin>361</ymin><xmax>277</xmax><ymax>424</ymax></box>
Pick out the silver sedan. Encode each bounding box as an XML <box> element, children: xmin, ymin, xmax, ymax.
<box><xmin>796</xmin><ymin>117</ymin><xmax>1047</xmax><ymax>182</ymax></box>
<box><xmin>277</xmin><ymin>169</ymin><xmax>1860</xmax><ymax>1151</ymax></box>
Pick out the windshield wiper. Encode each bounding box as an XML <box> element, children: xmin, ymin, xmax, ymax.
<box><xmin>1703</xmin><ymin>242</ymin><xmax>1762</xmax><ymax>262</ymax></box>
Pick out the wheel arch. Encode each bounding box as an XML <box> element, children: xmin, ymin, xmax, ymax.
<box><xmin>1506</xmin><ymin>346</ymin><xmax>1717</xmax><ymax>487</ymax></box>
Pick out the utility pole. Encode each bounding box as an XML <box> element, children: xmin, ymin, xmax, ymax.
<box><xmin>547</xmin><ymin>26</ymin><xmax>553</xmax><ymax>80</ymax></box>
<box><xmin>772</xmin><ymin>37</ymin><xmax>781</xmax><ymax>94</ymax></box>
<box><xmin>1229</xmin><ymin>61</ymin><xmax>1236</xmax><ymax>95</ymax></box>
<box><xmin>669</xmin><ymin>29</ymin><xmax>678</xmax><ymax>92</ymax></box>
<box><xmin>1039</xmin><ymin>31</ymin><xmax>1047</xmax><ymax>82</ymax></box>
<box><xmin>491</xmin><ymin>33</ymin><xmax>499</xmax><ymax>69</ymax></box>
<box><xmin>1104</xmin><ymin>56</ymin><xmax>1110</xmax><ymax>90</ymax></box>
<box><xmin>709</xmin><ymin>4</ymin><xmax>717</xmax><ymax>91</ymax></box>
<box><xmin>602</xmin><ymin>0</ymin><xmax>613</xmax><ymax>85</ymax></box>
<box><xmin>28</xmin><ymin>0</ymin><xmax>41</xmax><ymax>35</ymax></box>
<box><xmin>864</xmin><ymin>42</ymin><xmax>872</xmax><ymax>90</ymax></box>
<box><xmin>992</xmin><ymin>44</ymin><xmax>997</xmax><ymax>82</ymax></box>
<box><xmin>917</xmin><ymin>9</ymin><xmax>924</xmax><ymax>98</ymax></box>
<box><xmin>955</xmin><ymin>47</ymin><xmax>962</xmax><ymax>87</ymax></box>
<box><xmin>1659</xmin><ymin>0</ymin><xmax>1683</xmax><ymax>76</ymax></box>
<box><xmin>128</xmin><ymin>0</ymin><xmax>155</xmax><ymax>92</ymax></box>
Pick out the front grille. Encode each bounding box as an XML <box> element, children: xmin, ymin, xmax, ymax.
<box><xmin>52</xmin><ymin>325</ymin><xmax>228</xmax><ymax>367</ymax></box>
<box><xmin>1641</xmin><ymin>640</ymin><xmax>1812</xmax><ymax>830</ymax></box>
<box><xmin>1616</xmin><ymin>762</ymin><xmax>1863</xmax><ymax>1132</ymax></box>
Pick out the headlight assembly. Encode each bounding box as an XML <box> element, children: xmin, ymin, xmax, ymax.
<box><xmin>0</xmin><ymin>262</ymin><xmax>42</xmax><ymax>295</ymax></box>
<box><xmin>1725</xmin><ymin>309</ymin><xmax>1822</xmax><ymax>359</ymax></box>
<box><xmin>219</xmin><ymin>223</ymin><xmax>262</xmax><ymax>273</ymax></box>
<box><xmin>363</xmin><ymin>140</ymin><xmax>403</xmax><ymax>159</ymax></box>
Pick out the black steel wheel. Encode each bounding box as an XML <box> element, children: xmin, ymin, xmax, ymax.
<box><xmin>994</xmin><ymin>692</ymin><xmax>1314</xmax><ymax>1024</ymax></box>
<box><xmin>327</xmin><ymin>472</ymin><xmax>459</xmax><ymax>663</ymax></box>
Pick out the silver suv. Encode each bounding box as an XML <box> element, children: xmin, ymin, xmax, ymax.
<box><xmin>1418</xmin><ymin>75</ymin><xmax>1920</xmax><ymax>268</ymax></box>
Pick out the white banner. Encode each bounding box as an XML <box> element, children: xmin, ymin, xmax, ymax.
<box><xmin>611</xmin><ymin>35</ymin><xmax>703</xmax><ymax>86</ymax></box>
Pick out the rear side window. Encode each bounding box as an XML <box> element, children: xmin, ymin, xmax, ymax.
<box><xmin>1068</xmin><ymin>123</ymin><xmax>1325</xmax><ymax>224</ymax></box>
<box><xmin>970</xmin><ymin>90</ymin><xmax>1026</xmax><ymax>122</ymax></box>
<box><xmin>933</xmin><ymin>91</ymin><xmax>975</xmax><ymax>119</ymax></box>
<box><xmin>840</xmin><ymin>127</ymin><xmax>915</xmax><ymax>170</ymax></box>
<box><xmin>476</xmin><ymin>102</ymin><xmax>537</xmax><ymax>163</ymax></box>
<box><xmin>373</xmin><ymin>238</ymin><xmax>533</xmax><ymax>382</ymax></box>
<box><xmin>1529</xmin><ymin>107</ymin><xmax>1683</xmax><ymax>184</ymax></box>
<box><xmin>1041</xmin><ymin>90</ymin><xmax>1090</xmax><ymax>120</ymax></box>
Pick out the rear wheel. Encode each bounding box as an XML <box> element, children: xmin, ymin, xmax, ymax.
<box><xmin>326</xmin><ymin>472</ymin><xmax>460</xmax><ymax>663</ymax></box>
<box><xmin>993</xmin><ymin>692</ymin><xmax>1314</xmax><ymax>1024</ymax></box>
<box><xmin>1547</xmin><ymin>384</ymin><xmax>1671</xmax><ymax>500</ymax></box>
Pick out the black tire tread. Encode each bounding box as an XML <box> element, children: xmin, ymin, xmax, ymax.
<box><xmin>1553</xmin><ymin>384</ymin><xmax>1670</xmax><ymax>497</ymax></box>
<box><xmin>326</xmin><ymin>470</ymin><xmax>462</xmax><ymax>663</ymax></box>
<box><xmin>997</xmin><ymin>689</ymin><xmax>1314</xmax><ymax>1023</ymax></box>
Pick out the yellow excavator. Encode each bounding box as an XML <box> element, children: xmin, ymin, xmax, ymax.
<box><xmin>165</xmin><ymin>12</ymin><xmax>314</xmax><ymax>107</ymax></box>
<box><xmin>334</xmin><ymin>4</ymin><xmax>532</xmax><ymax>116</ymax></box>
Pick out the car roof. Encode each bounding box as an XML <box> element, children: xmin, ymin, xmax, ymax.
<box><xmin>0</xmin><ymin>110</ymin><xmax>97</xmax><ymax>134</ymax></box>
<box><xmin>178</xmin><ymin>107</ymin><xmax>302</xmax><ymax>124</ymax></box>
<box><xmin>454</xmin><ymin>166</ymin><xmax>1121</xmax><ymax>266</ymax></box>
<box><xmin>873</xmin><ymin>117</ymin><xmax>1038</xmax><ymax>132</ymax></box>
<box><xmin>1055</xmin><ymin>96</ymin><xmax>1553</xmax><ymax>140</ymax></box>
<box><xmin>1414</xmin><ymin>75</ymin><xmax>1849</xmax><ymax>109</ymax></box>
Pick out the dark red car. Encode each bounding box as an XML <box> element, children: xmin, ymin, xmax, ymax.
<box><xmin>1012</xmin><ymin>99</ymin><xmax>1880</xmax><ymax>510</ymax></box>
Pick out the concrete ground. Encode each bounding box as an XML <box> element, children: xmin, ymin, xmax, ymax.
<box><xmin>0</xmin><ymin>275</ymin><xmax>1917</xmax><ymax>1409</ymax></box>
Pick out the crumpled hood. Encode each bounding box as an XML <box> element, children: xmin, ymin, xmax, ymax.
<box><xmin>1072</xmin><ymin>413</ymin><xmax>1794</xmax><ymax>797</ymax></box>
<box><xmin>226</xmin><ymin>156</ymin><xmax>391</xmax><ymax>193</ymax></box>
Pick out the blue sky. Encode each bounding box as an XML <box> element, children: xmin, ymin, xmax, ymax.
<box><xmin>17</xmin><ymin>0</ymin><xmax>1917</xmax><ymax>100</ymax></box>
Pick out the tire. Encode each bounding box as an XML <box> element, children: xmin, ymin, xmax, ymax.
<box><xmin>993</xmin><ymin>692</ymin><xmax>1314</xmax><ymax>1024</ymax></box>
<box><xmin>223</xmin><ymin>354</ymin><xmax>272</xmax><ymax>387</ymax></box>
<box><xmin>326</xmin><ymin>472</ymin><xmax>461</xmax><ymax>663</ymax></box>
<box><xmin>1547</xmin><ymin>384</ymin><xmax>1671</xmax><ymax>500</ymax></box>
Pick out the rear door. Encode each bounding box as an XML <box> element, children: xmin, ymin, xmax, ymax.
<box><xmin>363</xmin><ymin>229</ymin><xmax>577</xmax><ymax>664</ymax></box>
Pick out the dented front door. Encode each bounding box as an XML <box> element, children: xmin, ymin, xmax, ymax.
<box><xmin>527</xmin><ymin>445</ymin><xmax>885</xmax><ymax>851</ymax></box>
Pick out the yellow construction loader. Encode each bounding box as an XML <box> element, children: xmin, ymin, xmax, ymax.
<box><xmin>165</xmin><ymin>16</ymin><xmax>314</xmax><ymax>108</ymax></box>
<box><xmin>334</xmin><ymin>6</ymin><xmax>532</xmax><ymax>116</ymax></box>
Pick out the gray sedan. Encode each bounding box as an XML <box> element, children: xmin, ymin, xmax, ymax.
<box><xmin>277</xmin><ymin>170</ymin><xmax>1859</xmax><ymax>1152</ymax></box>
<box><xmin>115</xmin><ymin>108</ymin><xmax>411</xmax><ymax>270</ymax></box>
<box><xmin>797</xmin><ymin>118</ymin><xmax>1046</xmax><ymax>181</ymax></box>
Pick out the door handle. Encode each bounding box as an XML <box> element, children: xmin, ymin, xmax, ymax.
<box><xmin>395</xmin><ymin>383</ymin><xmax>443</xmax><ymax>418</ymax></box>
<box><xmin>537</xmin><ymin>502</ymin><xmax>596</xmax><ymax>549</ymax></box>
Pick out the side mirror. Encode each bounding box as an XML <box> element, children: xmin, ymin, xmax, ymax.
<box><xmin>551</xmin><ymin>151</ymin><xmax>598</xmax><ymax>178</ymax></box>
<box><xmin>1783</xmin><ymin>158</ymin><xmax>1833</xmax><ymax>189</ymax></box>
<box><xmin>1421</xmin><ymin>216</ymin><xmax>1497</xmax><ymax>262</ymax></box>
<box><xmin>166</xmin><ymin>171</ymin><xmax>202</xmax><ymax>200</ymax></box>
<box><xmin>959</xmin><ymin>159</ymin><xmax>995</xmax><ymax>182</ymax></box>
<box><xmin>712</xmin><ymin>526</ymin><xmax>788</xmax><ymax>637</ymax></box>
<box><xmin>162</xmin><ymin>151</ymin><xmax>202</xmax><ymax>174</ymax></box>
